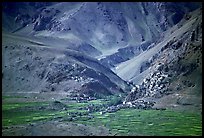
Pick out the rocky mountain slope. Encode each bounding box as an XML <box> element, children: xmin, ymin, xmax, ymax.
<box><xmin>2</xmin><ymin>2</ymin><xmax>202</xmax><ymax>110</ymax></box>
<box><xmin>2</xmin><ymin>33</ymin><xmax>130</xmax><ymax>98</ymax></box>
<box><xmin>115</xmin><ymin>8</ymin><xmax>202</xmax><ymax>84</ymax></box>
<box><xmin>122</xmin><ymin>8</ymin><xmax>202</xmax><ymax>112</ymax></box>
<box><xmin>2</xmin><ymin>2</ymin><xmax>201</xmax><ymax>61</ymax></box>
<box><xmin>2</xmin><ymin>2</ymin><xmax>202</xmax><ymax>136</ymax></box>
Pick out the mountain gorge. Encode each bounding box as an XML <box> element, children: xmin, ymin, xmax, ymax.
<box><xmin>2</xmin><ymin>2</ymin><xmax>202</xmax><ymax>136</ymax></box>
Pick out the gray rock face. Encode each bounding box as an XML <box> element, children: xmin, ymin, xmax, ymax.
<box><xmin>99</xmin><ymin>41</ymin><xmax>152</xmax><ymax>68</ymax></box>
<box><xmin>2</xmin><ymin>2</ymin><xmax>56</xmax><ymax>32</ymax></box>
<box><xmin>3</xmin><ymin>2</ymin><xmax>200</xmax><ymax>54</ymax></box>
<box><xmin>122</xmin><ymin>7</ymin><xmax>202</xmax><ymax>112</ymax></box>
<box><xmin>2</xmin><ymin>3</ymin><xmax>202</xmax><ymax>113</ymax></box>
<box><xmin>2</xmin><ymin>34</ymin><xmax>130</xmax><ymax>97</ymax></box>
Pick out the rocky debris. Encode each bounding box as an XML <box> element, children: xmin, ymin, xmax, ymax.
<box><xmin>130</xmin><ymin>99</ymin><xmax>155</xmax><ymax>109</ymax></box>
<box><xmin>101</xmin><ymin>98</ymin><xmax>155</xmax><ymax>114</ymax></box>
<box><xmin>146</xmin><ymin>71</ymin><xmax>170</xmax><ymax>97</ymax></box>
<box><xmin>133</xmin><ymin>71</ymin><xmax>170</xmax><ymax>100</ymax></box>
<box><xmin>124</xmin><ymin>87</ymin><xmax>143</xmax><ymax>102</ymax></box>
<box><xmin>105</xmin><ymin>106</ymin><xmax>120</xmax><ymax>113</ymax></box>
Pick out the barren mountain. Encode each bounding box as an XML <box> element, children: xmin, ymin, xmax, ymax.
<box><xmin>2</xmin><ymin>2</ymin><xmax>202</xmax><ymax>136</ymax></box>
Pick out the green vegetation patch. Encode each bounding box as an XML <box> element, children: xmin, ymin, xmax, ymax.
<box><xmin>3</xmin><ymin>101</ymin><xmax>52</xmax><ymax>126</ymax></box>
<box><xmin>2</xmin><ymin>98</ymin><xmax>106</xmax><ymax>127</ymax></box>
<box><xmin>74</xmin><ymin>109</ymin><xmax>202</xmax><ymax>136</ymax></box>
<box><xmin>2</xmin><ymin>95</ymin><xmax>24</xmax><ymax>100</ymax></box>
<box><xmin>2</xmin><ymin>97</ymin><xmax>202</xmax><ymax>136</ymax></box>
<box><xmin>2</xmin><ymin>101</ymin><xmax>49</xmax><ymax>111</ymax></box>
<box><xmin>3</xmin><ymin>110</ymin><xmax>54</xmax><ymax>126</ymax></box>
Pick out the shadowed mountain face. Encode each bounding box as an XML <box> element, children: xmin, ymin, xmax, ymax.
<box><xmin>2</xmin><ymin>2</ymin><xmax>202</xmax><ymax>106</ymax></box>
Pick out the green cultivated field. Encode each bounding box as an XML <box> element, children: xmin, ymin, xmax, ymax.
<box><xmin>2</xmin><ymin>96</ymin><xmax>202</xmax><ymax>136</ymax></box>
<box><xmin>82</xmin><ymin>109</ymin><xmax>202</xmax><ymax>136</ymax></box>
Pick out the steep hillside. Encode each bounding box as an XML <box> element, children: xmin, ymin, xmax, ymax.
<box><xmin>115</xmin><ymin>8</ymin><xmax>202</xmax><ymax>84</ymax></box>
<box><xmin>2</xmin><ymin>1</ymin><xmax>202</xmax><ymax>110</ymax></box>
<box><xmin>2</xmin><ymin>1</ymin><xmax>202</xmax><ymax>109</ymax></box>
<box><xmin>2</xmin><ymin>2</ymin><xmax>201</xmax><ymax>65</ymax></box>
<box><xmin>122</xmin><ymin>8</ymin><xmax>202</xmax><ymax>112</ymax></box>
<box><xmin>2</xmin><ymin>2</ymin><xmax>202</xmax><ymax>136</ymax></box>
<box><xmin>2</xmin><ymin>2</ymin><xmax>57</xmax><ymax>32</ymax></box>
<box><xmin>2</xmin><ymin>33</ymin><xmax>130</xmax><ymax>98</ymax></box>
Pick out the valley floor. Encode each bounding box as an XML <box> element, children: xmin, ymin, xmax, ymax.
<box><xmin>2</xmin><ymin>94</ymin><xmax>202</xmax><ymax>136</ymax></box>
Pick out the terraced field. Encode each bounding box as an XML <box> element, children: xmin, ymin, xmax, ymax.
<box><xmin>2</xmin><ymin>95</ymin><xmax>202</xmax><ymax>136</ymax></box>
<box><xmin>81</xmin><ymin>109</ymin><xmax>202</xmax><ymax>136</ymax></box>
